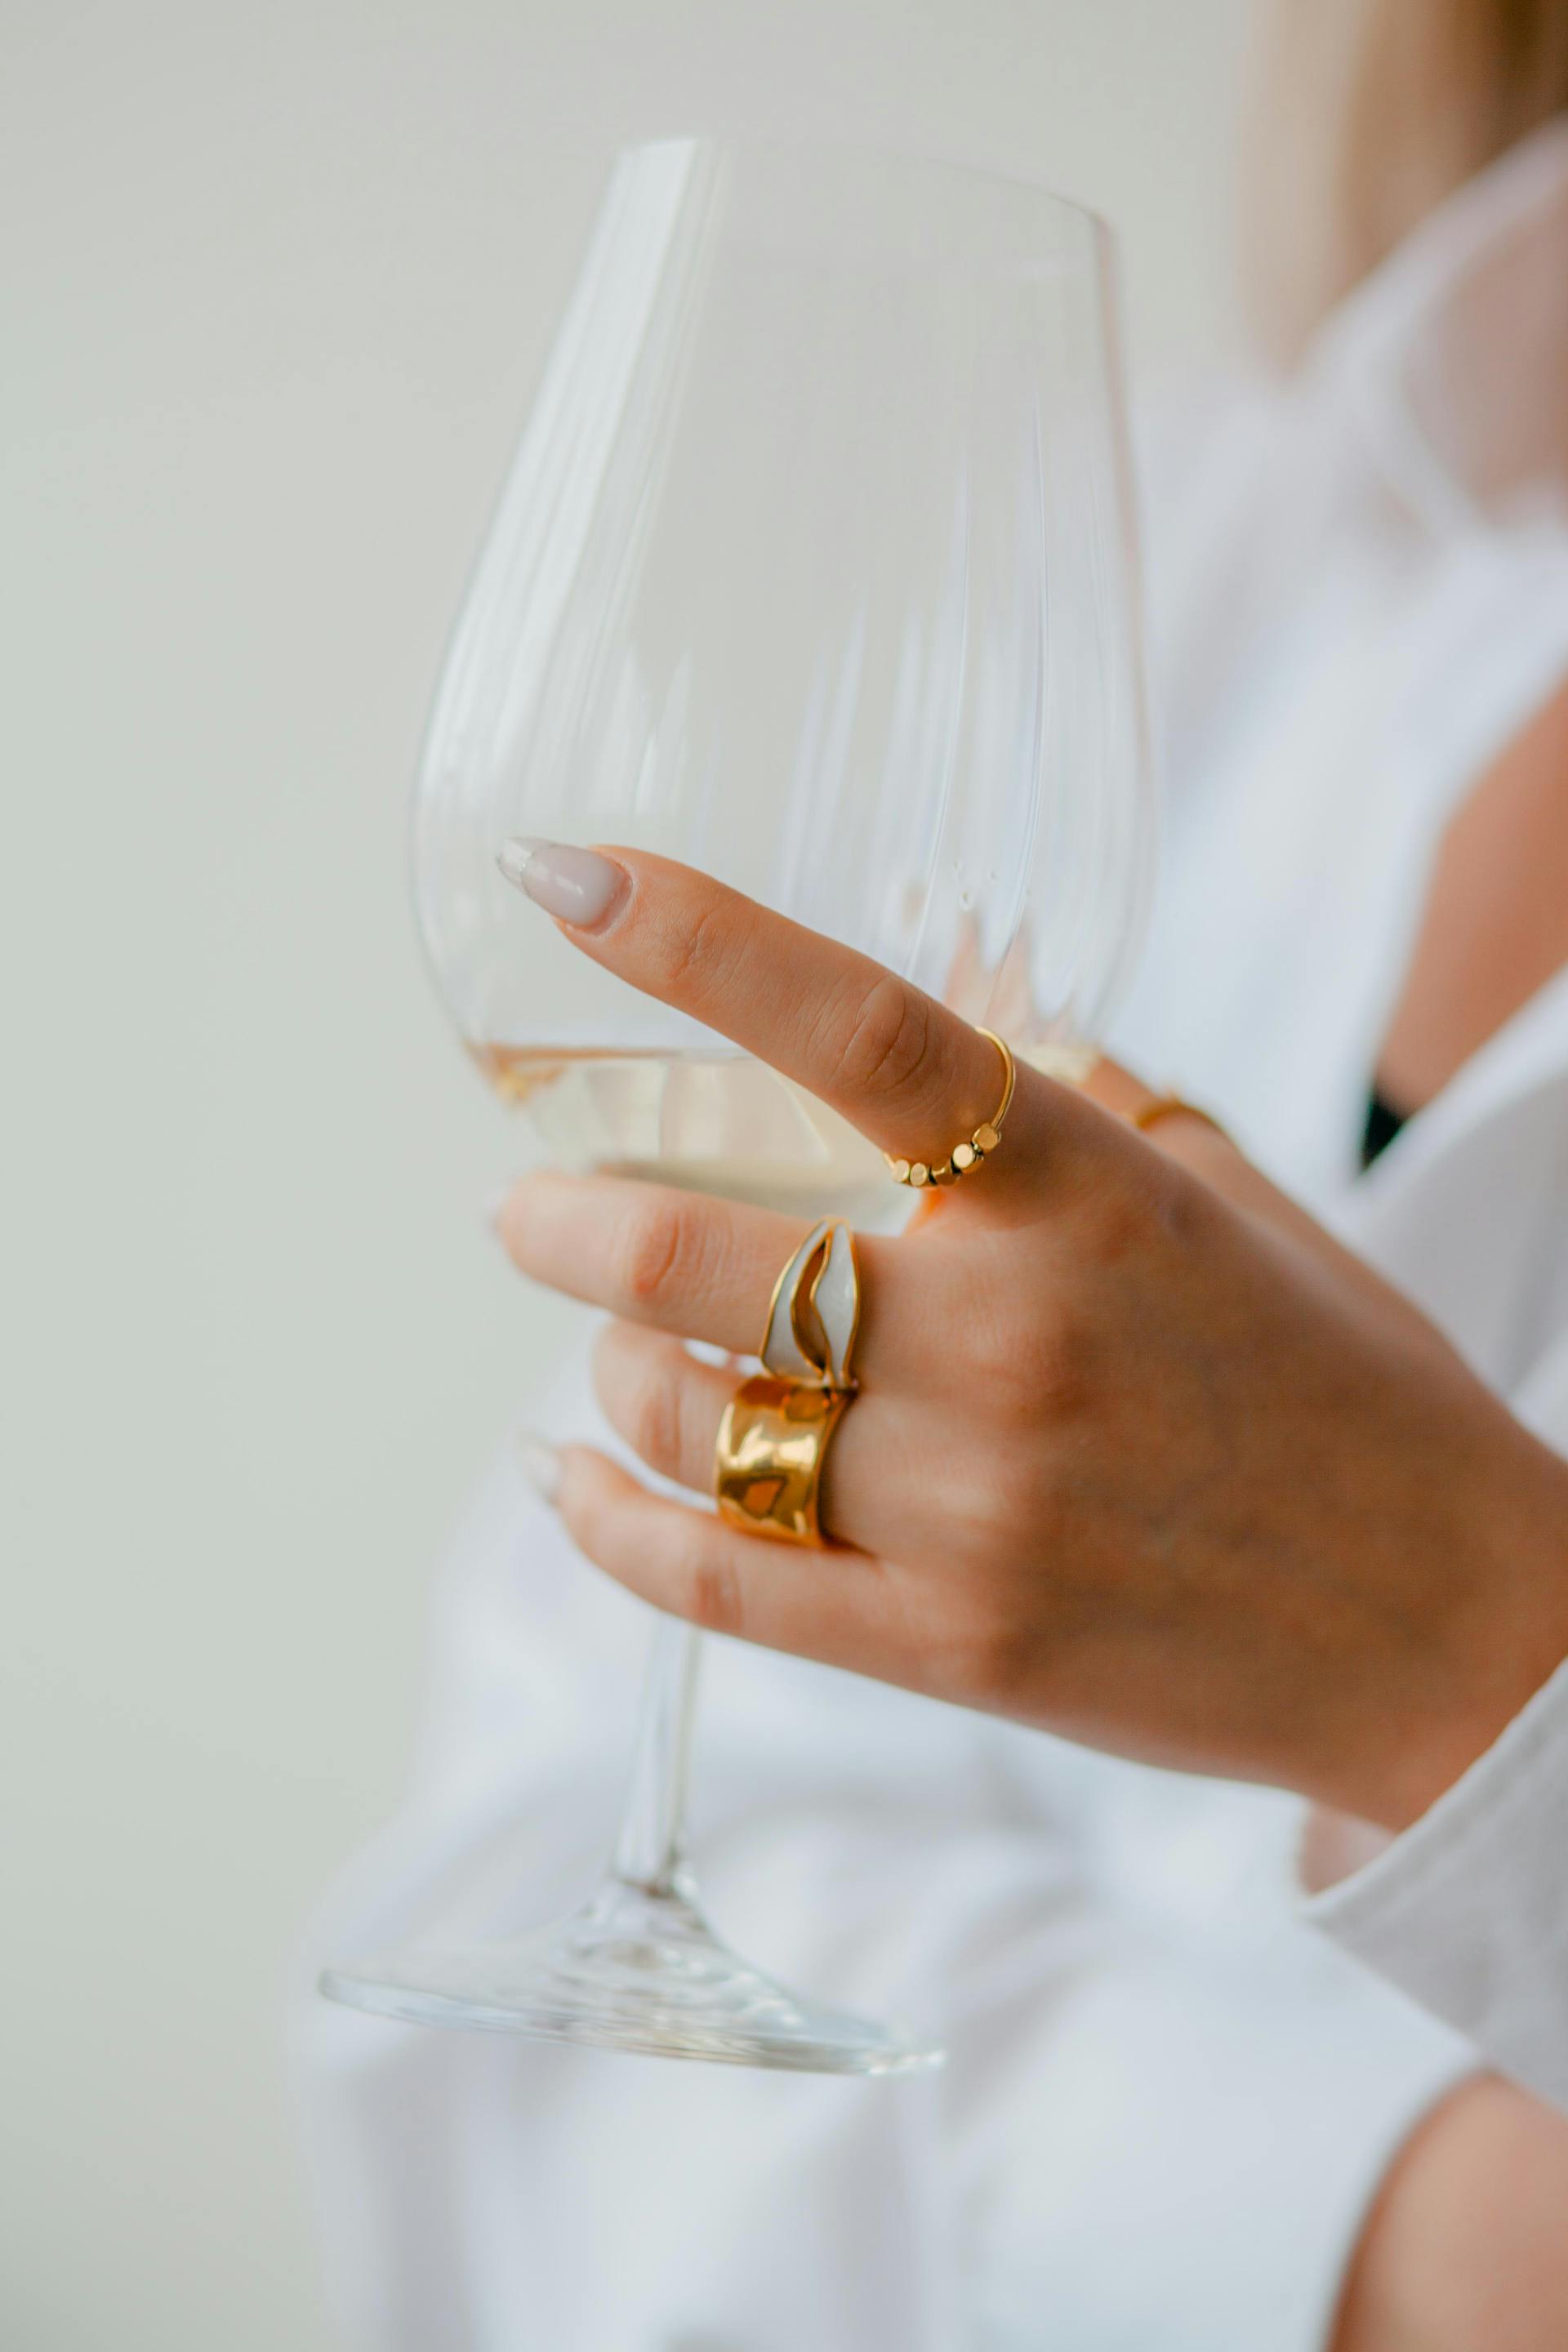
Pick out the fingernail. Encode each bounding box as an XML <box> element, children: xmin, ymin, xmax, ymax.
<box><xmin>497</xmin><ymin>837</ymin><xmax>625</xmax><ymax>929</ymax></box>
<box><xmin>516</xmin><ymin>1432</ymin><xmax>562</xmax><ymax>1506</ymax></box>
<box><xmin>485</xmin><ymin>1184</ymin><xmax>514</xmax><ymax>1235</ymax></box>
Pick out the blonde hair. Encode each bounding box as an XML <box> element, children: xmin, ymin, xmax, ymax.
<box><xmin>1248</xmin><ymin>0</ymin><xmax>1568</xmax><ymax>361</ymax></box>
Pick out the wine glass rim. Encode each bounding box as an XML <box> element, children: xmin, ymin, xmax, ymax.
<box><xmin>609</xmin><ymin>131</ymin><xmax>1113</xmax><ymax>243</ymax></box>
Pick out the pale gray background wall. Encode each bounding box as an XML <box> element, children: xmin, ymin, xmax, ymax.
<box><xmin>3</xmin><ymin>2</ymin><xmax>1258</xmax><ymax>2344</ymax></box>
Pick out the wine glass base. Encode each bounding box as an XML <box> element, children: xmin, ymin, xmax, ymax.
<box><xmin>319</xmin><ymin>1875</ymin><xmax>942</xmax><ymax>2076</ymax></box>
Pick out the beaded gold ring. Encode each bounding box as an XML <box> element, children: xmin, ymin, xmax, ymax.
<box><xmin>884</xmin><ymin>1028</ymin><xmax>1016</xmax><ymax>1190</ymax></box>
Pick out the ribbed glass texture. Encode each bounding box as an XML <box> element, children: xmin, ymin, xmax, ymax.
<box><xmin>414</xmin><ymin>137</ymin><xmax>1152</xmax><ymax>1064</ymax></box>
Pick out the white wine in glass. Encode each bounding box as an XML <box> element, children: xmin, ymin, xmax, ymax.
<box><xmin>320</xmin><ymin>136</ymin><xmax>1152</xmax><ymax>2072</ymax></box>
<box><xmin>469</xmin><ymin>1045</ymin><xmax>893</xmax><ymax>1223</ymax></box>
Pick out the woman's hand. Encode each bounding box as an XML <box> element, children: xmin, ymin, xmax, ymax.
<box><xmin>495</xmin><ymin>841</ymin><xmax>1568</xmax><ymax>1829</ymax></box>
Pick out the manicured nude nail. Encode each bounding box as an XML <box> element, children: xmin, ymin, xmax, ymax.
<box><xmin>497</xmin><ymin>837</ymin><xmax>625</xmax><ymax>928</ymax></box>
<box><xmin>516</xmin><ymin>1432</ymin><xmax>563</xmax><ymax>1505</ymax></box>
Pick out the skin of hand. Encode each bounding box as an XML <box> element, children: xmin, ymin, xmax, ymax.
<box><xmin>494</xmin><ymin>844</ymin><xmax>1568</xmax><ymax>1832</ymax></box>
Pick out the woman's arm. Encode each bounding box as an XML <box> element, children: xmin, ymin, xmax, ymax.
<box><xmin>1334</xmin><ymin>2077</ymin><xmax>1568</xmax><ymax>2352</ymax></box>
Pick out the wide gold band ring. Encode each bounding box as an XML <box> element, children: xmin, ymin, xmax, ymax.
<box><xmin>713</xmin><ymin>1216</ymin><xmax>860</xmax><ymax>1549</ymax></box>
<box><xmin>714</xmin><ymin>1377</ymin><xmax>850</xmax><ymax>1545</ymax></box>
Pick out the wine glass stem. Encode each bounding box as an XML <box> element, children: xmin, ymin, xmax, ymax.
<box><xmin>612</xmin><ymin>1616</ymin><xmax>702</xmax><ymax>1896</ymax></box>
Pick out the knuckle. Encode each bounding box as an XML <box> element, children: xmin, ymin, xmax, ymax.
<box><xmin>678</xmin><ymin>1544</ymin><xmax>746</xmax><ymax>1637</ymax></box>
<box><xmin>963</xmin><ymin>1298</ymin><xmax>1091</xmax><ymax>1428</ymax></box>
<box><xmin>967</xmin><ymin>1606</ymin><xmax>1045</xmax><ymax>1710</ymax></box>
<box><xmin>924</xmin><ymin>1584</ymin><xmax>1036</xmax><ymax>1710</ymax></box>
<box><xmin>829</xmin><ymin>973</ymin><xmax>935</xmax><ymax>1103</ymax></box>
<box><xmin>642</xmin><ymin>891</ymin><xmax>733</xmax><ymax>1008</ymax></box>
<box><xmin>1089</xmin><ymin>1154</ymin><xmax>1194</xmax><ymax>1266</ymax></box>
<box><xmin>615</xmin><ymin>1197</ymin><xmax>698</xmax><ymax>1310</ymax></box>
<box><xmin>624</xmin><ymin>1356</ymin><xmax>683</xmax><ymax>1472</ymax></box>
<box><xmin>1147</xmin><ymin>1156</ymin><xmax>1216</xmax><ymax>1253</ymax></box>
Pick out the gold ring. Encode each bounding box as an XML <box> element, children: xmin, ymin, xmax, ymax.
<box><xmin>1018</xmin><ymin>1043</ymin><xmax>1231</xmax><ymax>1147</ymax></box>
<box><xmin>714</xmin><ymin>1217</ymin><xmax>860</xmax><ymax>1548</ymax></box>
<box><xmin>885</xmin><ymin>1028</ymin><xmax>1016</xmax><ymax>1190</ymax></box>
<box><xmin>1127</xmin><ymin>1092</ymin><xmax>1230</xmax><ymax>1142</ymax></box>
<box><xmin>714</xmin><ymin>1377</ymin><xmax>850</xmax><ymax>1545</ymax></box>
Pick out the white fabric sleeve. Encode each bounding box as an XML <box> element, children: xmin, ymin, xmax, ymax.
<box><xmin>1305</xmin><ymin>1651</ymin><xmax>1568</xmax><ymax>2110</ymax></box>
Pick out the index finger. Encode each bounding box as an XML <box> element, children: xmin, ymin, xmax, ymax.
<box><xmin>497</xmin><ymin>837</ymin><xmax>1084</xmax><ymax>1190</ymax></box>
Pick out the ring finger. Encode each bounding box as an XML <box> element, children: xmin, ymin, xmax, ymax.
<box><xmin>591</xmin><ymin>1319</ymin><xmax>931</xmax><ymax>1557</ymax></box>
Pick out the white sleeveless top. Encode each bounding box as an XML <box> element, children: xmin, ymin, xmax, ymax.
<box><xmin>296</xmin><ymin>122</ymin><xmax>1568</xmax><ymax>2352</ymax></box>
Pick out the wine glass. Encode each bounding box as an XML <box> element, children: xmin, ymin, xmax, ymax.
<box><xmin>319</xmin><ymin>137</ymin><xmax>1152</xmax><ymax>2073</ymax></box>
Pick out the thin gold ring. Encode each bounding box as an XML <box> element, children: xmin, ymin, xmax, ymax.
<box><xmin>885</xmin><ymin>1028</ymin><xmax>1016</xmax><ymax>1190</ymax></box>
<box><xmin>714</xmin><ymin>1218</ymin><xmax>860</xmax><ymax>1548</ymax></box>
<box><xmin>1020</xmin><ymin>1044</ymin><xmax>1231</xmax><ymax>1148</ymax></box>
